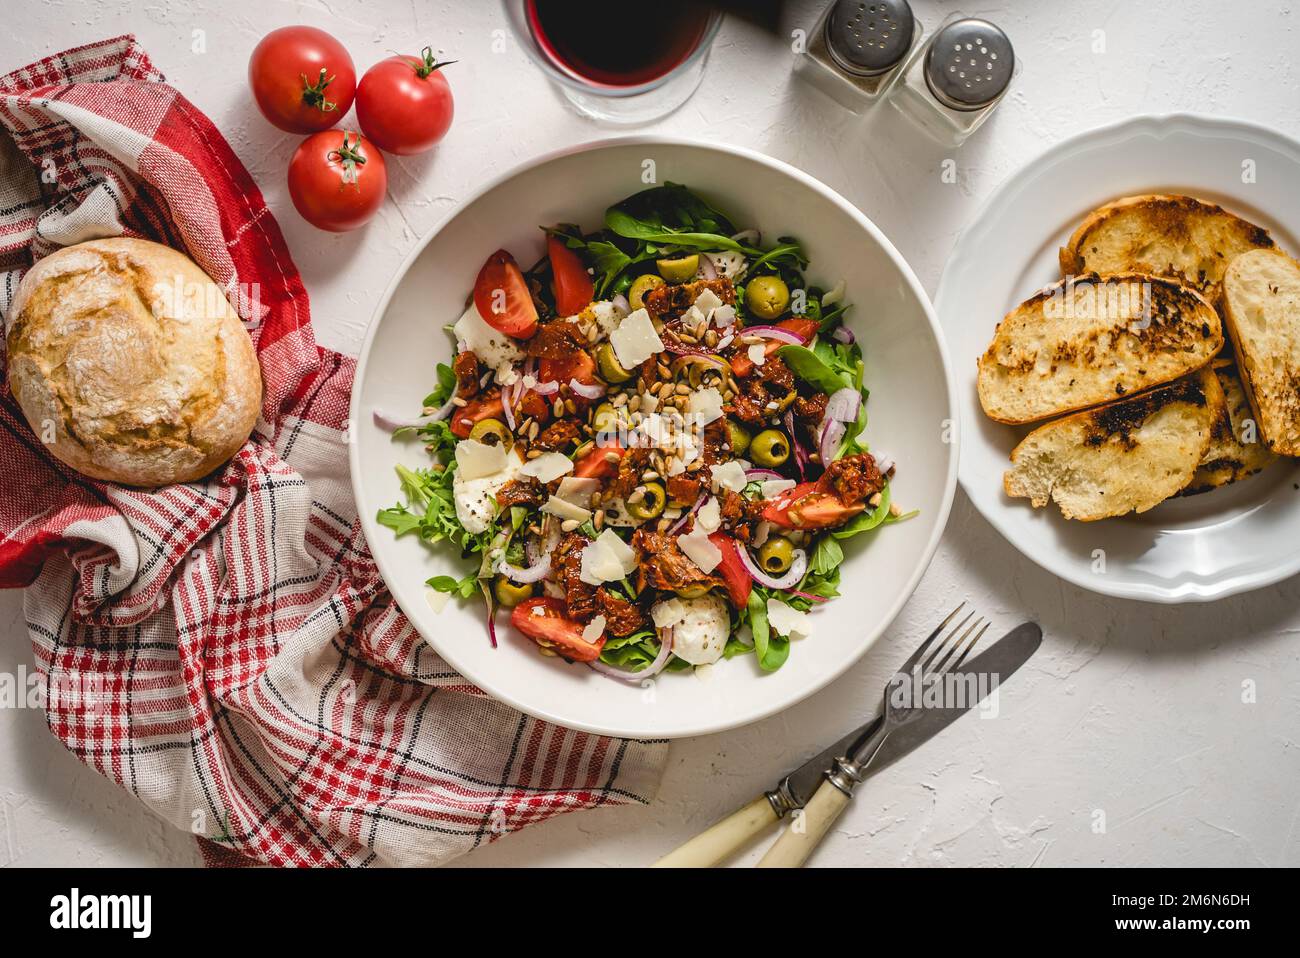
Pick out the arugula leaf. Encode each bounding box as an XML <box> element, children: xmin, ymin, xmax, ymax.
<box><xmin>809</xmin><ymin>535</ymin><xmax>844</xmax><ymax>576</ymax></box>
<box><xmin>423</xmin><ymin>363</ymin><xmax>457</xmax><ymax>409</ymax></box>
<box><xmin>605</xmin><ymin>182</ymin><xmax>754</xmax><ymax>253</ymax></box>
<box><xmin>377</xmin><ymin>507</ymin><xmax>422</xmax><ymax>537</ymax></box>
<box><xmin>746</xmin><ymin>590</ymin><xmax>790</xmax><ymax>672</ymax></box>
<box><xmin>777</xmin><ymin>344</ymin><xmax>851</xmax><ymax>394</ymax></box>
<box><xmin>426</xmin><ymin>573</ymin><xmax>479</xmax><ymax>599</ymax></box>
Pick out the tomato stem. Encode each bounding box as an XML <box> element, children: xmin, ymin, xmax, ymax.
<box><xmin>328</xmin><ymin>132</ymin><xmax>368</xmax><ymax>185</ymax></box>
<box><xmin>413</xmin><ymin>45</ymin><xmax>456</xmax><ymax>78</ymax></box>
<box><xmin>300</xmin><ymin>68</ymin><xmax>339</xmax><ymax>113</ymax></box>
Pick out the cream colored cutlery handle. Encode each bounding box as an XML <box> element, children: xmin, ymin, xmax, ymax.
<box><xmin>755</xmin><ymin>779</ymin><xmax>850</xmax><ymax>868</ymax></box>
<box><xmin>652</xmin><ymin>796</ymin><xmax>779</xmax><ymax>868</ymax></box>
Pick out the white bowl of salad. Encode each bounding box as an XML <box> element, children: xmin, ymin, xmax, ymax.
<box><xmin>351</xmin><ymin>138</ymin><xmax>956</xmax><ymax>738</ymax></box>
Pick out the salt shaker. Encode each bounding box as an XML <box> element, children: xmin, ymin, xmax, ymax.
<box><xmin>888</xmin><ymin>15</ymin><xmax>1015</xmax><ymax>146</ymax></box>
<box><xmin>796</xmin><ymin>0</ymin><xmax>922</xmax><ymax>114</ymax></box>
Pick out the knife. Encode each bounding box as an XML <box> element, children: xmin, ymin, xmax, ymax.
<box><xmin>652</xmin><ymin>621</ymin><xmax>1041</xmax><ymax>867</ymax></box>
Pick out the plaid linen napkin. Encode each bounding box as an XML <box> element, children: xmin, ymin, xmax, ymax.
<box><xmin>0</xmin><ymin>35</ymin><xmax>665</xmax><ymax>867</ymax></box>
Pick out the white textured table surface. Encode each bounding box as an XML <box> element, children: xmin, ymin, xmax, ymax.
<box><xmin>3</xmin><ymin>0</ymin><xmax>1300</xmax><ymax>868</ymax></box>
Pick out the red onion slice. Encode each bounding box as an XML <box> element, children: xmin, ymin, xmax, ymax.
<box><xmin>730</xmin><ymin>229</ymin><xmax>760</xmax><ymax>245</ymax></box>
<box><xmin>588</xmin><ymin>628</ymin><xmax>674</xmax><ymax>682</ymax></box>
<box><xmin>737</xmin><ymin>542</ymin><xmax>808</xmax><ymax>590</ymax></box>
<box><xmin>789</xmin><ymin>589</ymin><xmax>828</xmax><ymax>604</ymax></box>
<box><xmin>819</xmin><ymin>417</ymin><xmax>845</xmax><ymax>465</ymax></box>
<box><xmin>698</xmin><ymin>255</ymin><xmax>718</xmax><ymax>280</ymax></box>
<box><xmin>373</xmin><ymin>409</ymin><xmax>431</xmax><ymax>432</ymax></box>
<box><xmin>825</xmin><ymin>387</ymin><xmax>861</xmax><ymax>423</ymax></box>
<box><xmin>612</xmin><ymin>293</ymin><xmax>631</xmax><ymax>316</ymax></box>
<box><xmin>570</xmin><ymin>378</ymin><xmax>605</xmax><ymax>400</ymax></box>
<box><xmin>873</xmin><ymin>451</ymin><xmax>895</xmax><ymax>475</ymax></box>
<box><xmin>668</xmin><ymin>492</ymin><xmax>707</xmax><ymax>535</ymax></box>
<box><xmin>743</xmin><ymin>324</ymin><xmax>807</xmax><ymax>345</ymax></box>
<box><xmin>498</xmin><ymin>554</ymin><xmax>551</xmax><ymax>584</ymax></box>
<box><xmin>532</xmin><ymin>380</ymin><xmax>560</xmax><ymax>396</ymax></box>
<box><xmin>831</xmin><ymin>325</ymin><xmax>855</xmax><ymax>345</ymax></box>
<box><xmin>744</xmin><ymin>468</ymin><xmax>784</xmax><ymax>482</ymax></box>
<box><xmin>502</xmin><ymin>387</ymin><xmax>518</xmax><ymax>431</ymax></box>
<box><xmin>784</xmin><ymin>409</ymin><xmax>808</xmax><ymax>480</ymax></box>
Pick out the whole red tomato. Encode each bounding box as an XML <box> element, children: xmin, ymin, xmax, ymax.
<box><xmin>287</xmin><ymin>130</ymin><xmax>387</xmax><ymax>232</ymax></box>
<box><xmin>248</xmin><ymin>26</ymin><xmax>356</xmax><ymax>133</ymax></box>
<box><xmin>355</xmin><ymin>47</ymin><xmax>455</xmax><ymax>155</ymax></box>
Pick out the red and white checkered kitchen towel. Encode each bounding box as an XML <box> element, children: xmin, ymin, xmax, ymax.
<box><xmin>0</xmin><ymin>35</ymin><xmax>665</xmax><ymax>867</ymax></box>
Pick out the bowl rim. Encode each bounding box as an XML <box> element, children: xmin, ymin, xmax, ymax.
<box><xmin>349</xmin><ymin>135</ymin><xmax>959</xmax><ymax>738</ymax></box>
<box><xmin>937</xmin><ymin>111</ymin><xmax>1300</xmax><ymax>604</ymax></box>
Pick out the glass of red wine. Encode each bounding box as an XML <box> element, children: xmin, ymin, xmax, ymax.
<box><xmin>505</xmin><ymin>0</ymin><xmax>725</xmax><ymax>124</ymax></box>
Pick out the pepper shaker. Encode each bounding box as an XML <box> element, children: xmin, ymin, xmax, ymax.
<box><xmin>795</xmin><ymin>0</ymin><xmax>923</xmax><ymax>114</ymax></box>
<box><xmin>888</xmin><ymin>15</ymin><xmax>1016</xmax><ymax>146</ymax></box>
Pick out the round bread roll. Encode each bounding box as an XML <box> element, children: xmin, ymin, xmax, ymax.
<box><xmin>5</xmin><ymin>237</ymin><xmax>262</xmax><ymax>487</ymax></box>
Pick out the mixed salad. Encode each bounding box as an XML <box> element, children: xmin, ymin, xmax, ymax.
<box><xmin>377</xmin><ymin>183</ymin><xmax>910</xmax><ymax>680</ymax></box>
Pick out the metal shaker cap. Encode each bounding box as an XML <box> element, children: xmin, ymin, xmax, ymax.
<box><xmin>924</xmin><ymin>18</ymin><xmax>1014</xmax><ymax>111</ymax></box>
<box><xmin>825</xmin><ymin>0</ymin><xmax>916</xmax><ymax>77</ymax></box>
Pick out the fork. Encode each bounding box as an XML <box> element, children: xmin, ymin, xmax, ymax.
<box><xmin>755</xmin><ymin>604</ymin><xmax>988</xmax><ymax>868</ymax></box>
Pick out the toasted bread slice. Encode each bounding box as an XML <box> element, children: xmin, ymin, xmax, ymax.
<box><xmin>1004</xmin><ymin>368</ymin><xmax>1222</xmax><ymax>520</ymax></box>
<box><xmin>978</xmin><ymin>273</ymin><xmax>1222</xmax><ymax>424</ymax></box>
<box><xmin>1222</xmin><ymin>248</ymin><xmax>1300</xmax><ymax>456</ymax></box>
<box><xmin>1059</xmin><ymin>195</ymin><xmax>1275</xmax><ymax>305</ymax></box>
<box><xmin>1180</xmin><ymin>362</ymin><xmax>1277</xmax><ymax>494</ymax></box>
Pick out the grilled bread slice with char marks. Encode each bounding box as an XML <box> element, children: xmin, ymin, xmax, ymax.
<box><xmin>1221</xmin><ymin>248</ymin><xmax>1300</xmax><ymax>456</ymax></box>
<box><xmin>1059</xmin><ymin>194</ymin><xmax>1275</xmax><ymax>307</ymax></box>
<box><xmin>1004</xmin><ymin>367</ymin><xmax>1223</xmax><ymax>521</ymax></box>
<box><xmin>978</xmin><ymin>273</ymin><xmax>1222</xmax><ymax>424</ymax></box>
<box><xmin>1180</xmin><ymin>361</ymin><xmax>1277</xmax><ymax>495</ymax></box>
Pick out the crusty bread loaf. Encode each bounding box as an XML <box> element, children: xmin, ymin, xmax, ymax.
<box><xmin>1003</xmin><ymin>368</ymin><xmax>1222</xmax><ymax>521</ymax></box>
<box><xmin>1059</xmin><ymin>195</ymin><xmax>1274</xmax><ymax>306</ymax></box>
<box><xmin>5</xmin><ymin>237</ymin><xmax>262</xmax><ymax>486</ymax></box>
<box><xmin>1221</xmin><ymin>248</ymin><xmax>1300</xmax><ymax>456</ymax></box>
<box><xmin>978</xmin><ymin>273</ymin><xmax>1221</xmax><ymax>424</ymax></box>
<box><xmin>1181</xmin><ymin>362</ymin><xmax>1277</xmax><ymax>494</ymax></box>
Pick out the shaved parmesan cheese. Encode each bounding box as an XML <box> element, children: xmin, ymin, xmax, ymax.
<box><xmin>455</xmin><ymin>438</ymin><xmax>508</xmax><ymax>480</ymax></box>
<box><xmin>711</xmin><ymin>460</ymin><xmax>748</xmax><ymax>493</ymax></box>
<box><xmin>696</xmin><ymin>496</ymin><xmax>721</xmax><ymax>533</ymax></box>
<box><xmin>521</xmin><ymin>451</ymin><xmax>574</xmax><ymax>484</ymax></box>
<box><xmin>453</xmin><ymin>302</ymin><xmax>524</xmax><ymax>369</ymax></box>
<box><xmin>687</xmin><ymin>386</ymin><xmax>724</xmax><ymax>425</ymax></box>
<box><xmin>542</xmin><ymin>496</ymin><xmax>592</xmax><ymax>524</ymax></box>
<box><xmin>711</xmin><ymin>304</ymin><xmax>736</xmax><ymax>327</ymax></box>
<box><xmin>580</xmin><ymin>538</ymin><xmax>625</xmax><ymax>585</ymax></box>
<box><xmin>767</xmin><ymin>599</ymin><xmax>812</xmax><ymax>640</ymax></box>
<box><xmin>582</xmin><ymin>615</ymin><xmax>607</xmax><ymax>643</ymax></box>
<box><xmin>555</xmin><ymin>476</ymin><xmax>600</xmax><ymax>506</ymax></box>
<box><xmin>651</xmin><ymin>597</ymin><xmax>686</xmax><ymax>628</ymax></box>
<box><xmin>760</xmin><ymin>478</ymin><xmax>796</xmax><ymax>498</ymax></box>
<box><xmin>693</xmin><ymin>288</ymin><xmax>724</xmax><ymax>315</ymax></box>
<box><xmin>425</xmin><ymin>588</ymin><xmax>450</xmax><ymax>614</ymax></box>
<box><xmin>747</xmin><ymin>343</ymin><xmax>767</xmax><ymax>367</ymax></box>
<box><xmin>610</xmin><ymin>308</ymin><xmax>664</xmax><ymax>369</ymax></box>
<box><xmin>641</xmin><ymin>392</ymin><xmax>659</xmax><ymax>414</ymax></box>
<box><xmin>452</xmin><ymin>450</ymin><xmax>522</xmax><ymax>533</ymax></box>
<box><xmin>678</xmin><ymin>527</ymin><xmax>721</xmax><ymax>574</ymax></box>
<box><xmin>596</xmin><ymin>529</ymin><xmax>637</xmax><ymax>576</ymax></box>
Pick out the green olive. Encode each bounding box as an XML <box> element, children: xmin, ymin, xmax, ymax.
<box><xmin>469</xmin><ymin>418</ymin><xmax>511</xmax><ymax>447</ymax></box>
<box><xmin>758</xmin><ymin>536</ymin><xmax>795</xmax><ymax>575</ymax></box>
<box><xmin>745</xmin><ymin>275</ymin><xmax>791</xmax><ymax>320</ymax></box>
<box><xmin>750</xmin><ymin>428</ymin><xmax>790</xmax><ymax>468</ymax></box>
<box><xmin>656</xmin><ymin>254</ymin><xmax>699</xmax><ymax>282</ymax></box>
<box><xmin>727</xmin><ymin>420</ymin><xmax>752</xmax><ymax>456</ymax></box>
<box><xmin>592</xmin><ymin>401</ymin><xmax>619</xmax><ymax>434</ymax></box>
<box><xmin>596</xmin><ymin>342</ymin><xmax>633</xmax><ymax>383</ymax></box>
<box><xmin>627</xmin><ymin>481</ymin><xmax>667</xmax><ymax>521</ymax></box>
<box><xmin>629</xmin><ymin>273</ymin><xmax>666</xmax><ymax>309</ymax></box>
<box><xmin>675</xmin><ymin>583</ymin><xmax>710</xmax><ymax>599</ymax></box>
<box><xmin>495</xmin><ymin>577</ymin><xmax>533</xmax><ymax>608</ymax></box>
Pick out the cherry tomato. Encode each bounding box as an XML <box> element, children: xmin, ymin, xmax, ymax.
<box><xmin>708</xmin><ymin>532</ymin><xmax>753</xmax><ymax>608</ymax></box>
<box><xmin>510</xmin><ymin>598</ymin><xmax>604</xmax><ymax>661</ymax></box>
<box><xmin>730</xmin><ymin>317</ymin><xmax>819</xmax><ymax>378</ymax></box>
<box><xmin>473</xmin><ymin>250</ymin><xmax>539</xmax><ymax>339</ymax></box>
<box><xmin>355</xmin><ymin>47</ymin><xmax>455</xmax><ymax>156</ymax></box>
<box><xmin>248</xmin><ymin>26</ymin><xmax>356</xmax><ymax>134</ymax></box>
<box><xmin>573</xmin><ymin>438</ymin><xmax>625</xmax><ymax>480</ymax></box>
<box><xmin>762</xmin><ymin>481</ymin><xmax>865</xmax><ymax>530</ymax></box>
<box><xmin>540</xmin><ymin>350</ymin><xmax>597</xmax><ymax>387</ymax></box>
<box><xmin>547</xmin><ymin>234</ymin><xmax>594</xmax><ymax>316</ymax></box>
<box><xmin>287</xmin><ymin>130</ymin><xmax>387</xmax><ymax>232</ymax></box>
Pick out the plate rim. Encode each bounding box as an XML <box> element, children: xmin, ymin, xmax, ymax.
<box><xmin>936</xmin><ymin>111</ymin><xmax>1300</xmax><ymax>604</ymax></box>
<box><xmin>349</xmin><ymin>135</ymin><xmax>960</xmax><ymax>738</ymax></box>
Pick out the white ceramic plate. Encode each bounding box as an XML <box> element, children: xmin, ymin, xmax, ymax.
<box><xmin>351</xmin><ymin>138</ymin><xmax>957</xmax><ymax>738</ymax></box>
<box><xmin>937</xmin><ymin>114</ymin><xmax>1300</xmax><ymax>603</ymax></box>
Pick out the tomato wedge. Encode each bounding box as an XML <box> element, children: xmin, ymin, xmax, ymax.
<box><xmin>730</xmin><ymin>317</ymin><xmax>820</xmax><ymax>377</ymax></box>
<box><xmin>548</xmin><ymin>234</ymin><xmax>594</xmax><ymax>317</ymax></box>
<box><xmin>511</xmin><ymin>597</ymin><xmax>604</xmax><ymax>661</ymax></box>
<box><xmin>540</xmin><ymin>350</ymin><xmax>597</xmax><ymax>387</ymax></box>
<box><xmin>450</xmin><ymin>392</ymin><xmax>503</xmax><ymax>439</ymax></box>
<box><xmin>473</xmin><ymin>249</ymin><xmax>538</xmax><ymax>339</ymax></box>
<box><xmin>763</xmin><ymin>482</ymin><xmax>865</xmax><ymax>530</ymax></box>
<box><xmin>573</xmin><ymin>438</ymin><xmax>625</xmax><ymax>480</ymax></box>
<box><xmin>708</xmin><ymin>532</ymin><xmax>753</xmax><ymax>608</ymax></box>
